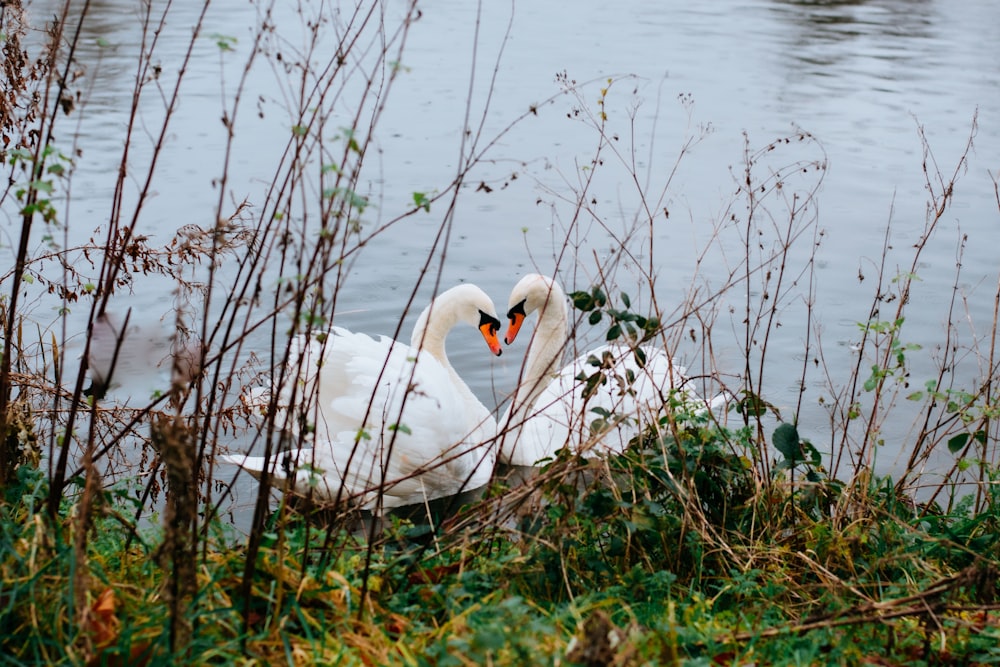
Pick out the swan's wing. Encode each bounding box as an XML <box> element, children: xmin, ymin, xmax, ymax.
<box><xmin>283</xmin><ymin>329</ymin><xmax>491</xmax><ymax>508</ymax></box>
<box><xmin>219</xmin><ymin>453</ymin><xmax>271</xmax><ymax>482</ymax></box>
<box><xmin>221</xmin><ymin>449</ymin><xmax>375</xmax><ymax>502</ymax></box>
<box><xmin>505</xmin><ymin>344</ymin><xmax>697</xmax><ymax>464</ymax></box>
<box><xmin>236</xmin><ymin>328</ymin><xmax>494</xmax><ymax>509</ymax></box>
<box><xmin>218</xmin><ymin>449</ymin><xmax>311</xmax><ymax>493</ymax></box>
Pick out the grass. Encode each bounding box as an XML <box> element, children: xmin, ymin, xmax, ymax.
<box><xmin>2</xmin><ymin>417</ymin><xmax>999</xmax><ymax>665</ymax></box>
<box><xmin>2</xmin><ymin>1</ymin><xmax>1000</xmax><ymax>664</ymax></box>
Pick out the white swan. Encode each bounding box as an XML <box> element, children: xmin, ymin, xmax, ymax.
<box><xmin>498</xmin><ymin>274</ymin><xmax>724</xmax><ymax>467</ymax></box>
<box><xmin>223</xmin><ymin>283</ymin><xmax>503</xmax><ymax>512</ymax></box>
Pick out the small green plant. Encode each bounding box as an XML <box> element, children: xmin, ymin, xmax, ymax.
<box><xmin>566</xmin><ymin>287</ymin><xmax>663</xmax><ymax>402</ymax></box>
<box><xmin>209</xmin><ymin>33</ymin><xmax>237</xmax><ymax>51</ymax></box>
<box><xmin>771</xmin><ymin>421</ymin><xmax>843</xmax><ymax>520</ymax></box>
<box><xmin>858</xmin><ymin>316</ymin><xmax>922</xmax><ymax>392</ymax></box>
<box><xmin>412</xmin><ymin>191</ymin><xmax>432</xmax><ymax>212</ymax></box>
<box><xmin>569</xmin><ymin>286</ymin><xmax>661</xmax><ymax>344</ymax></box>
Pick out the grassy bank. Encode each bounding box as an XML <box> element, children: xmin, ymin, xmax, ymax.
<box><xmin>2</xmin><ymin>409</ymin><xmax>999</xmax><ymax>665</ymax></box>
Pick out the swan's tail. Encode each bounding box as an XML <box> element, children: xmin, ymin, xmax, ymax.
<box><xmin>219</xmin><ymin>453</ymin><xmax>286</xmax><ymax>483</ymax></box>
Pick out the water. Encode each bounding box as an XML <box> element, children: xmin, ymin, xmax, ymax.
<box><xmin>15</xmin><ymin>0</ymin><xmax>1000</xmax><ymax>492</ymax></box>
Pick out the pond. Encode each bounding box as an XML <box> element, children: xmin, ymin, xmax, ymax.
<box><xmin>15</xmin><ymin>0</ymin><xmax>1000</xmax><ymax>501</ymax></box>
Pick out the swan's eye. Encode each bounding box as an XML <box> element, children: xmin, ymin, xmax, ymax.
<box><xmin>477</xmin><ymin>311</ymin><xmax>503</xmax><ymax>356</ymax></box>
<box><xmin>504</xmin><ymin>300</ymin><xmax>528</xmax><ymax>346</ymax></box>
<box><xmin>506</xmin><ymin>299</ymin><xmax>527</xmax><ymax>324</ymax></box>
<box><xmin>478</xmin><ymin>311</ymin><xmax>501</xmax><ymax>336</ymax></box>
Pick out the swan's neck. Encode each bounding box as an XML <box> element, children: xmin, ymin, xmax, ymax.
<box><xmin>411</xmin><ymin>299</ymin><xmax>457</xmax><ymax>369</ymax></box>
<box><xmin>410</xmin><ymin>294</ymin><xmax>478</xmax><ymax>408</ymax></box>
<box><xmin>509</xmin><ymin>292</ymin><xmax>568</xmax><ymax>418</ymax></box>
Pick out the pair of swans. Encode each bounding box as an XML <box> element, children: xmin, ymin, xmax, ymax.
<box><xmin>224</xmin><ymin>275</ymin><xmax>720</xmax><ymax>512</ymax></box>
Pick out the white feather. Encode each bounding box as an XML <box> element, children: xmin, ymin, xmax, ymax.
<box><xmin>223</xmin><ymin>284</ymin><xmax>500</xmax><ymax>512</ymax></box>
<box><xmin>499</xmin><ymin>274</ymin><xmax>728</xmax><ymax>467</ymax></box>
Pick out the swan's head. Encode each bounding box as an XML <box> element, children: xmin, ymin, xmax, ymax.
<box><xmin>477</xmin><ymin>309</ymin><xmax>503</xmax><ymax>357</ymax></box>
<box><xmin>504</xmin><ymin>273</ymin><xmax>563</xmax><ymax>345</ymax></box>
<box><xmin>460</xmin><ymin>284</ymin><xmax>503</xmax><ymax>357</ymax></box>
<box><xmin>417</xmin><ymin>283</ymin><xmax>503</xmax><ymax>357</ymax></box>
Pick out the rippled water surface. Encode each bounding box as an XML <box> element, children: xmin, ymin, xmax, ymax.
<box><xmin>20</xmin><ymin>0</ymin><xmax>1000</xmax><ymax>479</ymax></box>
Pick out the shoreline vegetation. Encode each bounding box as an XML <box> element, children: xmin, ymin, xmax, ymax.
<box><xmin>2</xmin><ymin>2</ymin><xmax>999</xmax><ymax>664</ymax></box>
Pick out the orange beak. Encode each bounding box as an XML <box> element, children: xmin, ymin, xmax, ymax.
<box><xmin>478</xmin><ymin>312</ymin><xmax>503</xmax><ymax>357</ymax></box>
<box><xmin>504</xmin><ymin>300</ymin><xmax>527</xmax><ymax>345</ymax></box>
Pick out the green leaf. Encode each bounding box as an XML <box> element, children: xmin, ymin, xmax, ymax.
<box><xmin>570</xmin><ymin>291</ymin><xmax>594</xmax><ymax>311</ymax></box>
<box><xmin>863</xmin><ymin>366</ymin><xmax>881</xmax><ymax>392</ymax></box>
<box><xmin>606</xmin><ymin>323</ymin><xmax>621</xmax><ymax>341</ymax></box>
<box><xmin>323</xmin><ymin>186</ymin><xmax>370</xmax><ymax>212</ymax></box>
<box><xmin>738</xmin><ymin>391</ymin><xmax>772</xmax><ymax>418</ymax></box>
<box><xmin>412</xmin><ymin>191</ymin><xmax>431</xmax><ymax>212</ymax></box>
<box><xmin>474</xmin><ymin>627</ymin><xmax>506</xmax><ymax>651</ymax></box>
<box><xmin>388</xmin><ymin>423</ymin><xmax>412</xmax><ymax>435</ymax></box>
<box><xmin>581</xmin><ymin>372</ymin><xmax>605</xmax><ymax>399</ymax></box>
<box><xmin>210</xmin><ymin>33</ymin><xmax>237</xmax><ymax>51</ymax></box>
<box><xmin>29</xmin><ymin>179</ymin><xmax>53</xmax><ymax>194</ymax></box>
<box><xmin>772</xmin><ymin>423</ymin><xmax>801</xmax><ymax>463</ymax></box>
<box><xmin>620</xmin><ymin>292</ymin><xmax>631</xmax><ymax>308</ymax></box>
<box><xmin>588</xmin><ymin>310</ymin><xmax>602</xmax><ymax>325</ymax></box>
<box><xmin>947</xmin><ymin>433</ymin><xmax>969</xmax><ymax>454</ymax></box>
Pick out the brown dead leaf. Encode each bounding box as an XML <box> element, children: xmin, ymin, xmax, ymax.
<box><xmin>87</xmin><ymin>588</ymin><xmax>120</xmax><ymax>649</ymax></box>
<box><xmin>408</xmin><ymin>562</ymin><xmax>461</xmax><ymax>585</ymax></box>
<box><xmin>82</xmin><ymin>588</ymin><xmax>154</xmax><ymax>667</ymax></box>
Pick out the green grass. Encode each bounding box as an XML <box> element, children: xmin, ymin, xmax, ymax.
<box><xmin>1</xmin><ymin>410</ymin><xmax>998</xmax><ymax>666</ymax></box>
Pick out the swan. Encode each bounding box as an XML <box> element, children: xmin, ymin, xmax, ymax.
<box><xmin>223</xmin><ymin>283</ymin><xmax>503</xmax><ymax>512</ymax></box>
<box><xmin>498</xmin><ymin>274</ymin><xmax>724</xmax><ymax>467</ymax></box>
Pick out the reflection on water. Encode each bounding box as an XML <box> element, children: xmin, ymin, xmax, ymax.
<box><xmin>771</xmin><ymin>0</ymin><xmax>937</xmax><ymax>50</ymax></box>
<box><xmin>767</xmin><ymin>0</ymin><xmax>941</xmax><ymax>108</ymax></box>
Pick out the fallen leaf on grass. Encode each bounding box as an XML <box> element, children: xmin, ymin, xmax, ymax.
<box><xmin>82</xmin><ymin>588</ymin><xmax>153</xmax><ymax>667</ymax></box>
